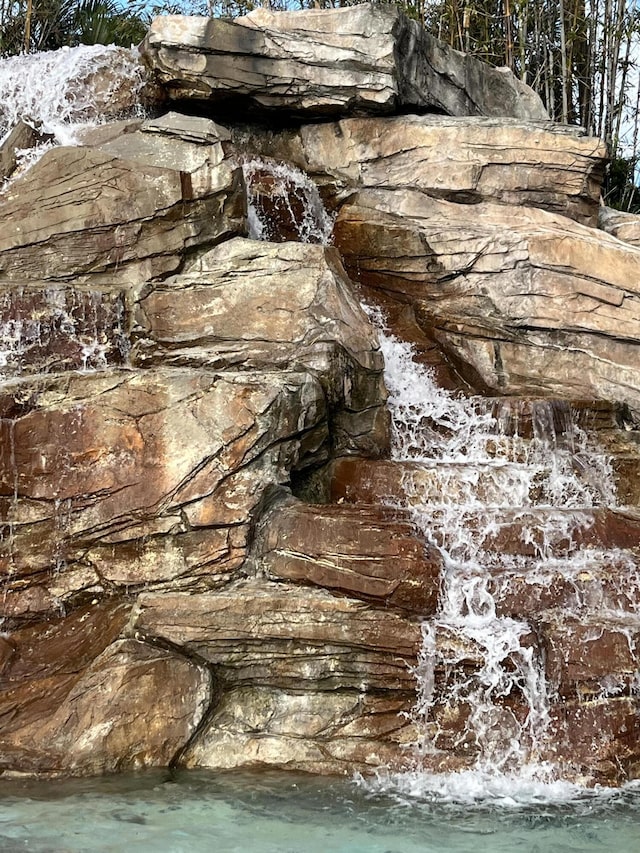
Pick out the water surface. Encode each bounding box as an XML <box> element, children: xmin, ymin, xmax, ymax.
<box><xmin>2</xmin><ymin>770</ymin><xmax>640</xmax><ymax>852</ymax></box>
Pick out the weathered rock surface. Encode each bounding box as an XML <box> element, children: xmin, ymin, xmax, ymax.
<box><xmin>335</xmin><ymin>190</ymin><xmax>640</xmax><ymax>419</ymax></box>
<box><xmin>0</xmin><ymin>368</ymin><xmax>326</xmax><ymax>596</ymax></box>
<box><xmin>133</xmin><ymin>583</ymin><xmax>421</xmax><ymax>691</ymax></box>
<box><xmin>255</xmin><ymin>116</ymin><xmax>604</xmax><ymax>225</ymax></box>
<box><xmin>0</xmin><ymin>285</ymin><xmax>127</xmax><ymax>378</ymax></box>
<box><xmin>133</xmin><ymin>237</ymin><xmax>388</xmax><ymax>456</ymax></box>
<box><xmin>0</xmin><ymin>121</ymin><xmax>44</xmax><ymax>182</ymax></box>
<box><xmin>182</xmin><ymin>688</ymin><xmax>415</xmax><ymax>774</ymax></box>
<box><xmin>256</xmin><ymin>499</ymin><xmax>441</xmax><ymax>613</ymax></box>
<box><xmin>141</xmin><ymin>5</ymin><xmax>548</xmax><ymax>120</ymax></box>
<box><xmin>598</xmin><ymin>205</ymin><xmax>640</xmax><ymax>248</ymax></box>
<box><xmin>0</xmin><ymin>602</ymin><xmax>210</xmax><ymax>774</ymax></box>
<box><xmin>0</xmin><ymin>115</ymin><xmax>244</xmax><ymax>286</ymax></box>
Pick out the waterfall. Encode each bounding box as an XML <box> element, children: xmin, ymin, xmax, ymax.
<box><xmin>242</xmin><ymin>158</ymin><xmax>335</xmax><ymax>245</ymax></box>
<box><xmin>244</xmin><ymin>160</ymin><xmax>638</xmax><ymax>801</ymax></box>
<box><xmin>367</xmin><ymin>319</ymin><xmax>634</xmax><ymax>801</ymax></box>
<box><xmin>0</xmin><ymin>44</ymin><xmax>146</xmax><ymax>185</ymax></box>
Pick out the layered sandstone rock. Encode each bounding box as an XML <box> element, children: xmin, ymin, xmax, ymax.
<box><xmin>141</xmin><ymin>5</ymin><xmax>548</xmax><ymax>120</ymax></box>
<box><xmin>133</xmin><ymin>237</ymin><xmax>388</xmax><ymax>456</ymax></box>
<box><xmin>334</xmin><ymin>190</ymin><xmax>640</xmax><ymax>419</ymax></box>
<box><xmin>0</xmin><ymin>114</ymin><xmax>244</xmax><ymax>286</ymax></box>
<box><xmin>253</xmin><ymin>116</ymin><xmax>605</xmax><ymax>225</ymax></box>
<box><xmin>598</xmin><ymin>205</ymin><xmax>640</xmax><ymax>247</ymax></box>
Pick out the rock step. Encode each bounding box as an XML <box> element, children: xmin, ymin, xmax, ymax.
<box><xmin>536</xmin><ymin>612</ymin><xmax>640</xmax><ymax>699</ymax></box>
<box><xmin>470</xmin><ymin>396</ymin><xmax>630</xmax><ymax>436</ymax></box>
<box><xmin>466</xmin><ymin>553</ymin><xmax>640</xmax><ymax>619</ymax></box>
<box><xmin>257</xmin><ymin>500</ymin><xmax>441</xmax><ymax>616</ymax></box>
<box><xmin>329</xmin><ymin>456</ymin><xmax>639</xmax><ymax>508</ymax></box>
<box><xmin>403</xmin><ymin>505</ymin><xmax>640</xmax><ymax>557</ymax></box>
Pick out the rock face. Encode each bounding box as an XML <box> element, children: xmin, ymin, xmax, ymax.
<box><xmin>253</xmin><ymin>116</ymin><xmax>605</xmax><ymax>225</ymax></box>
<box><xmin>0</xmin><ymin>114</ymin><xmax>244</xmax><ymax>286</ymax></box>
<box><xmin>334</xmin><ymin>190</ymin><xmax>640</xmax><ymax>420</ymax></box>
<box><xmin>2</xmin><ymin>4</ymin><xmax>640</xmax><ymax>789</ymax></box>
<box><xmin>141</xmin><ymin>5</ymin><xmax>548</xmax><ymax>120</ymax></box>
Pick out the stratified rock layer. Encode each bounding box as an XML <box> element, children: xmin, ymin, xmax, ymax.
<box><xmin>334</xmin><ymin>190</ymin><xmax>640</xmax><ymax>420</ymax></box>
<box><xmin>141</xmin><ymin>5</ymin><xmax>548</xmax><ymax>120</ymax></box>
<box><xmin>2</xmin><ymin>4</ymin><xmax>640</xmax><ymax>788</ymax></box>
<box><xmin>254</xmin><ymin>116</ymin><xmax>605</xmax><ymax>225</ymax></box>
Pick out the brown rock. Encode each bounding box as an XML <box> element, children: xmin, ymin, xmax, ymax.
<box><xmin>132</xmin><ymin>583</ymin><xmax>421</xmax><ymax>690</ymax></box>
<box><xmin>265</xmin><ymin>116</ymin><xmax>604</xmax><ymax>225</ymax></box>
<box><xmin>334</xmin><ymin>190</ymin><xmax>640</xmax><ymax>418</ymax></box>
<box><xmin>141</xmin><ymin>6</ymin><xmax>548</xmax><ymax>120</ymax></box>
<box><xmin>0</xmin><ymin>120</ymin><xmax>244</xmax><ymax>286</ymax></box>
<box><xmin>0</xmin><ymin>368</ymin><xmax>327</xmax><ymax>585</ymax></box>
<box><xmin>0</xmin><ymin>284</ymin><xmax>127</xmax><ymax>379</ymax></box>
<box><xmin>133</xmin><ymin>237</ymin><xmax>389</xmax><ymax>456</ymax></box>
<box><xmin>546</xmin><ymin>696</ymin><xmax>640</xmax><ymax>786</ymax></box>
<box><xmin>0</xmin><ymin>121</ymin><xmax>44</xmax><ymax>182</ymax></box>
<box><xmin>539</xmin><ymin>614</ymin><xmax>640</xmax><ymax>698</ymax></box>
<box><xmin>1</xmin><ymin>634</ymin><xmax>211</xmax><ymax>775</ymax></box>
<box><xmin>257</xmin><ymin>499</ymin><xmax>441</xmax><ymax>614</ymax></box>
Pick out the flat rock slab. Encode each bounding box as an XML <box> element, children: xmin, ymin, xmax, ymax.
<box><xmin>133</xmin><ymin>583</ymin><xmax>421</xmax><ymax>691</ymax></box>
<box><xmin>265</xmin><ymin>116</ymin><xmax>603</xmax><ymax>225</ymax></box>
<box><xmin>257</xmin><ymin>499</ymin><xmax>441</xmax><ymax>614</ymax></box>
<box><xmin>335</xmin><ymin>190</ymin><xmax>640</xmax><ymax>419</ymax></box>
<box><xmin>182</xmin><ymin>686</ymin><xmax>415</xmax><ymax>775</ymax></box>
<box><xmin>133</xmin><ymin>237</ymin><xmax>388</xmax><ymax>457</ymax></box>
<box><xmin>141</xmin><ymin>5</ymin><xmax>548</xmax><ymax>120</ymax></box>
<box><xmin>0</xmin><ymin>114</ymin><xmax>244</xmax><ymax>286</ymax></box>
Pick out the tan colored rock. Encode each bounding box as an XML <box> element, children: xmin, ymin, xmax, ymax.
<box><xmin>141</xmin><ymin>6</ymin><xmax>548</xmax><ymax>120</ymax></box>
<box><xmin>334</xmin><ymin>190</ymin><xmax>640</xmax><ymax>418</ymax></box>
<box><xmin>257</xmin><ymin>499</ymin><xmax>441</xmax><ymax>614</ymax></box>
<box><xmin>259</xmin><ymin>116</ymin><xmax>604</xmax><ymax>225</ymax></box>
<box><xmin>133</xmin><ymin>237</ymin><xmax>388</xmax><ymax>456</ymax></box>
<box><xmin>132</xmin><ymin>583</ymin><xmax>421</xmax><ymax>690</ymax></box>
<box><xmin>1</xmin><ymin>632</ymin><xmax>210</xmax><ymax>775</ymax></box>
<box><xmin>0</xmin><ymin>368</ymin><xmax>327</xmax><ymax>591</ymax></box>
<box><xmin>182</xmin><ymin>687</ymin><xmax>415</xmax><ymax>774</ymax></box>
<box><xmin>598</xmin><ymin>205</ymin><xmax>640</xmax><ymax>248</ymax></box>
<box><xmin>0</xmin><ymin>117</ymin><xmax>244</xmax><ymax>286</ymax></box>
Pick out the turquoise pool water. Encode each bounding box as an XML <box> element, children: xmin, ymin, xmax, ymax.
<box><xmin>1</xmin><ymin>770</ymin><xmax>640</xmax><ymax>852</ymax></box>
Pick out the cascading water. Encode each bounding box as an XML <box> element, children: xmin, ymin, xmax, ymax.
<box><xmin>0</xmin><ymin>44</ymin><xmax>146</xmax><ymax>185</ymax></box>
<box><xmin>363</xmin><ymin>318</ymin><xmax>640</xmax><ymax>803</ymax></box>
<box><xmin>242</xmin><ymin>158</ymin><xmax>334</xmax><ymax>244</ymax></box>
<box><xmin>244</xmin><ymin>160</ymin><xmax>639</xmax><ymax>802</ymax></box>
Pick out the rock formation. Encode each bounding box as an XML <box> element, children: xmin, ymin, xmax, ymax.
<box><xmin>1</xmin><ymin>3</ymin><xmax>640</xmax><ymax>788</ymax></box>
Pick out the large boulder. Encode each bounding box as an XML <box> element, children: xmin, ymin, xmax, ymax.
<box><xmin>140</xmin><ymin>4</ymin><xmax>548</xmax><ymax>120</ymax></box>
<box><xmin>334</xmin><ymin>190</ymin><xmax>640</xmax><ymax>419</ymax></box>
<box><xmin>0</xmin><ymin>599</ymin><xmax>210</xmax><ymax>774</ymax></box>
<box><xmin>0</xmin><ymin>114</ymin><xmax>245</xmax><ymax>286</ymax></box>
<box><xmin>0</xmin><ymin>367</ymin><xmax>327</xmax><ymax>623</ymax></box>
<box><xmin>256</xmin><ymin>116</ymin><xmax>605</xmax><ymax>226</ymax></box>
<box><xmin>133</xmin><ymin>237</ymin><xmax>388</xmax><ymax>456</ymax></box>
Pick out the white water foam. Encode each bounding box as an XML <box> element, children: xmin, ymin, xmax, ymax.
<box><xmin>242</xmin><ymin>158</ymin><xmax>334</xmax><ymax>245</ymax></box>
<box><xmin>0</xmin><ymin>44</ymin><xmax>146</xmax><ymax>185</ymax></box>
<box><xmin>364</xmin><ymin>309</ymin><xmax>637</xmax><ymax>802</ymax></box>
